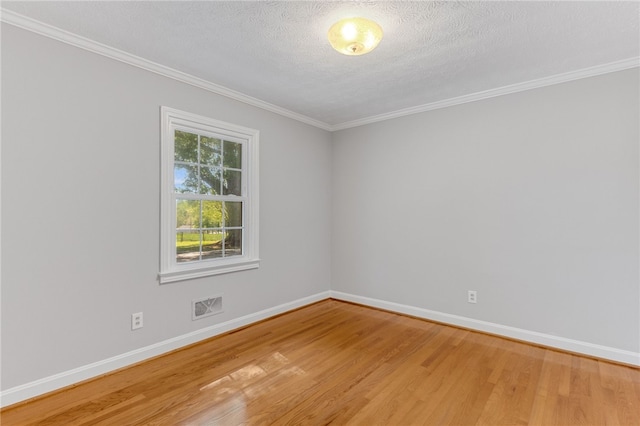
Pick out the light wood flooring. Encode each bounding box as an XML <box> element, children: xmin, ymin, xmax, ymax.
<box><xmin>2</xmin><ymin>299</ymin><xmax>639</xmax><ymax>425</ymax></box>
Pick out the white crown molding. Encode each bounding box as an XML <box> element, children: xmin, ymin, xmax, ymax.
<box><xmin>0</xmin><ymin>9</ymin><xmax>333</xmax><ymax>131</ymax></box>
<box><xmin>0</xmin><ymin>291</ymin><xmax>331</xmax><ymax>408</ymax></box>
<box><xmin>2</xmin><ymin>8</ymin><xmax>638</xmax><ymax>133</ymax></box>
<box><xmin>330</xmin><ymin>291</ymin><xmax>640</xmax><ymax>367</ymax></box>
<box><xmin>330</xmin><ymin>57</ymin><xmax>640</xmax><ymax>131</ymax></box>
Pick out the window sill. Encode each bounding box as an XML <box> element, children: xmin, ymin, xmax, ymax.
<box><xmin>159</xmin><ymin>258</ymin><xmax>260</xmax><ymax>284</ymax></box>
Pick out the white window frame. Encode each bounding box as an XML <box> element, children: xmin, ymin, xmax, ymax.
<box><xmin>159</xmin><ymin>107</ymin><xmax>259</xmax><ymax>284</ymax></box>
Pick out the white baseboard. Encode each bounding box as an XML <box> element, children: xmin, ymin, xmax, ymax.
<box><xmin>330</xmin><ymin>291</ymin><xmax>640</xmax><ymax>367</ymax></box>
<box><xmin>0</xmin><ymin>291</ymin><xmax>331</xmax><ymax>408</ymax></box>
<box><xmin>3</xmin><ymin>289</ymin><xmax>637</xmax><ymax>408</ymax></box>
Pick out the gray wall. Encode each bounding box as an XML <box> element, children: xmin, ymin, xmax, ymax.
<box><xmin>332</xmin><ymin>68</ymin><xmax>639</xmax><ymax>352</ymax></box>
<box><xmin>1</xmin><ymin>24</ymin><xmax>333</xmax><ymax>389</ymax></box>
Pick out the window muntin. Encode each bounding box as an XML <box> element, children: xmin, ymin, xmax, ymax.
<box><xmin>173</xmin><ymin>131</ymin><xmax>243</xmax><ymax>196</ymax></box>
<box><xmin>160</xmin><ymin>107</ymin><xmax>259</xmax><ymax>283</ymax></box>
<box><xmin>175</xmin><ymin>200</ymin><xmax>243</xmax><ymax>262</ymax></box>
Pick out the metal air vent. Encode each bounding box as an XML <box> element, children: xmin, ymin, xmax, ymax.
<box><xmin>192</xmin><ymin>296</ymin><xmax>223</xmax><ymax>320</ymax></box>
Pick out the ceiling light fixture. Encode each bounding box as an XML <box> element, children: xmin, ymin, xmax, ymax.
<box><xmin>328</xmin><ymin>17</ymin><xmax>383</xmax><ymax>56</ymax></box>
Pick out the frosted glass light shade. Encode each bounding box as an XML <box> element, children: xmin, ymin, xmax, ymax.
<box><xmin>328</xmin><ymin>18</ymin><xmax>383</xmax><ymax>56</ymax></box>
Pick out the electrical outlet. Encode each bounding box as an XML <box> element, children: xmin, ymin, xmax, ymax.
<box><xmin>131</xmin><ymin>312</ymin><xmax>143</xmax><ymax>330</ymax></box>
<box><xmin>467</xmin><ymin>290</ymin><xmax>477</xmax><ymax>304</ymax></box>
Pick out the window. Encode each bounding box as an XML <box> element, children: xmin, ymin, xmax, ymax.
<box><xmin>160</xmin><ymin>107</ymin><xmax>259</xmax><ymax>283</ymax></box>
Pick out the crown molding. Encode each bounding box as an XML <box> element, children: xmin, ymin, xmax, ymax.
<box><xmin>2</xmin><ymin>9</ymin><xmax>638</xmax><ymax>133</ymax></box>
<box><xmin>330</xmin><ymin>57</ymin><xmax>640</xmax><ymax>131</ymax></box>
<box><xmin>0</xmin><ymin>9</ymin><xmax>333</xmax><ymax>131</ymax></box>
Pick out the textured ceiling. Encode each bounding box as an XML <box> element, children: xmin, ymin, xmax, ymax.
<box><xmin>3</xmin><ymin>1</ymin><xmax>639</xmax><ymax>128</ymax></box>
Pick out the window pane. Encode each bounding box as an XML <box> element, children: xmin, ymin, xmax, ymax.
<box><xmin>176</xmin><ymin>199</ymin><xmax>200</xmax><ymax>228</ymax></box>
<box><xmin>175</xmin><ymin>131</ymin><xmax>198</xmax><ymax>162</ymax></box>
<box><xmin>201</xmin><ymin>136</ymin><xmax>221</xmax><ymax>167</ymax></box>
<box><xmin>162</xmin><ymin>107</ymin><xmax>259</xmax><ymax>281</ymax></box>
<box><xmin>224</xmin><ymin>229</ymin><xmax>242</xmax><ymax>257</ymax></box>
<box><xmin>202</xmin><ymin>201</ymin><xmax>223</xmax><ymax>228</ymax></box>
<box><xmin>201</xmin><ymin>230</ymin><xmax>224</xmax><ymax>260</ymax></box>
<box><xmin>175</xmin><ymin>164</ymin><xmax>198</xmax><ymax>193</ymax></box>
<box><xmin>223</xmin><ymin>140</ymin><xmax>242</xmax><ymax>169</ymax></box>
<box><xmin>176</xmin><ymin>230</ymin><xmax>201</xmax><ymax>263</ymax></box>
<box><xmin>200</xmin><ymin>167</ymin><xmax>221</xmax><ymax>195</ymax></box>
<box><xmin>223</xmin><ymin>169</ymin><xmax>242</xmax><ymax>195</ymax></box>
<box><xmin>225</xmin><ymin>202</ymin><xmax>242</xmax><ymax>227</ymax></box>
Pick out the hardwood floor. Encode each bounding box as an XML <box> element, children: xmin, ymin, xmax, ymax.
<box><xmin>2</xmin><ymin>299</ymin><xmax>639</xmax><ymax>425</ymax></box>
